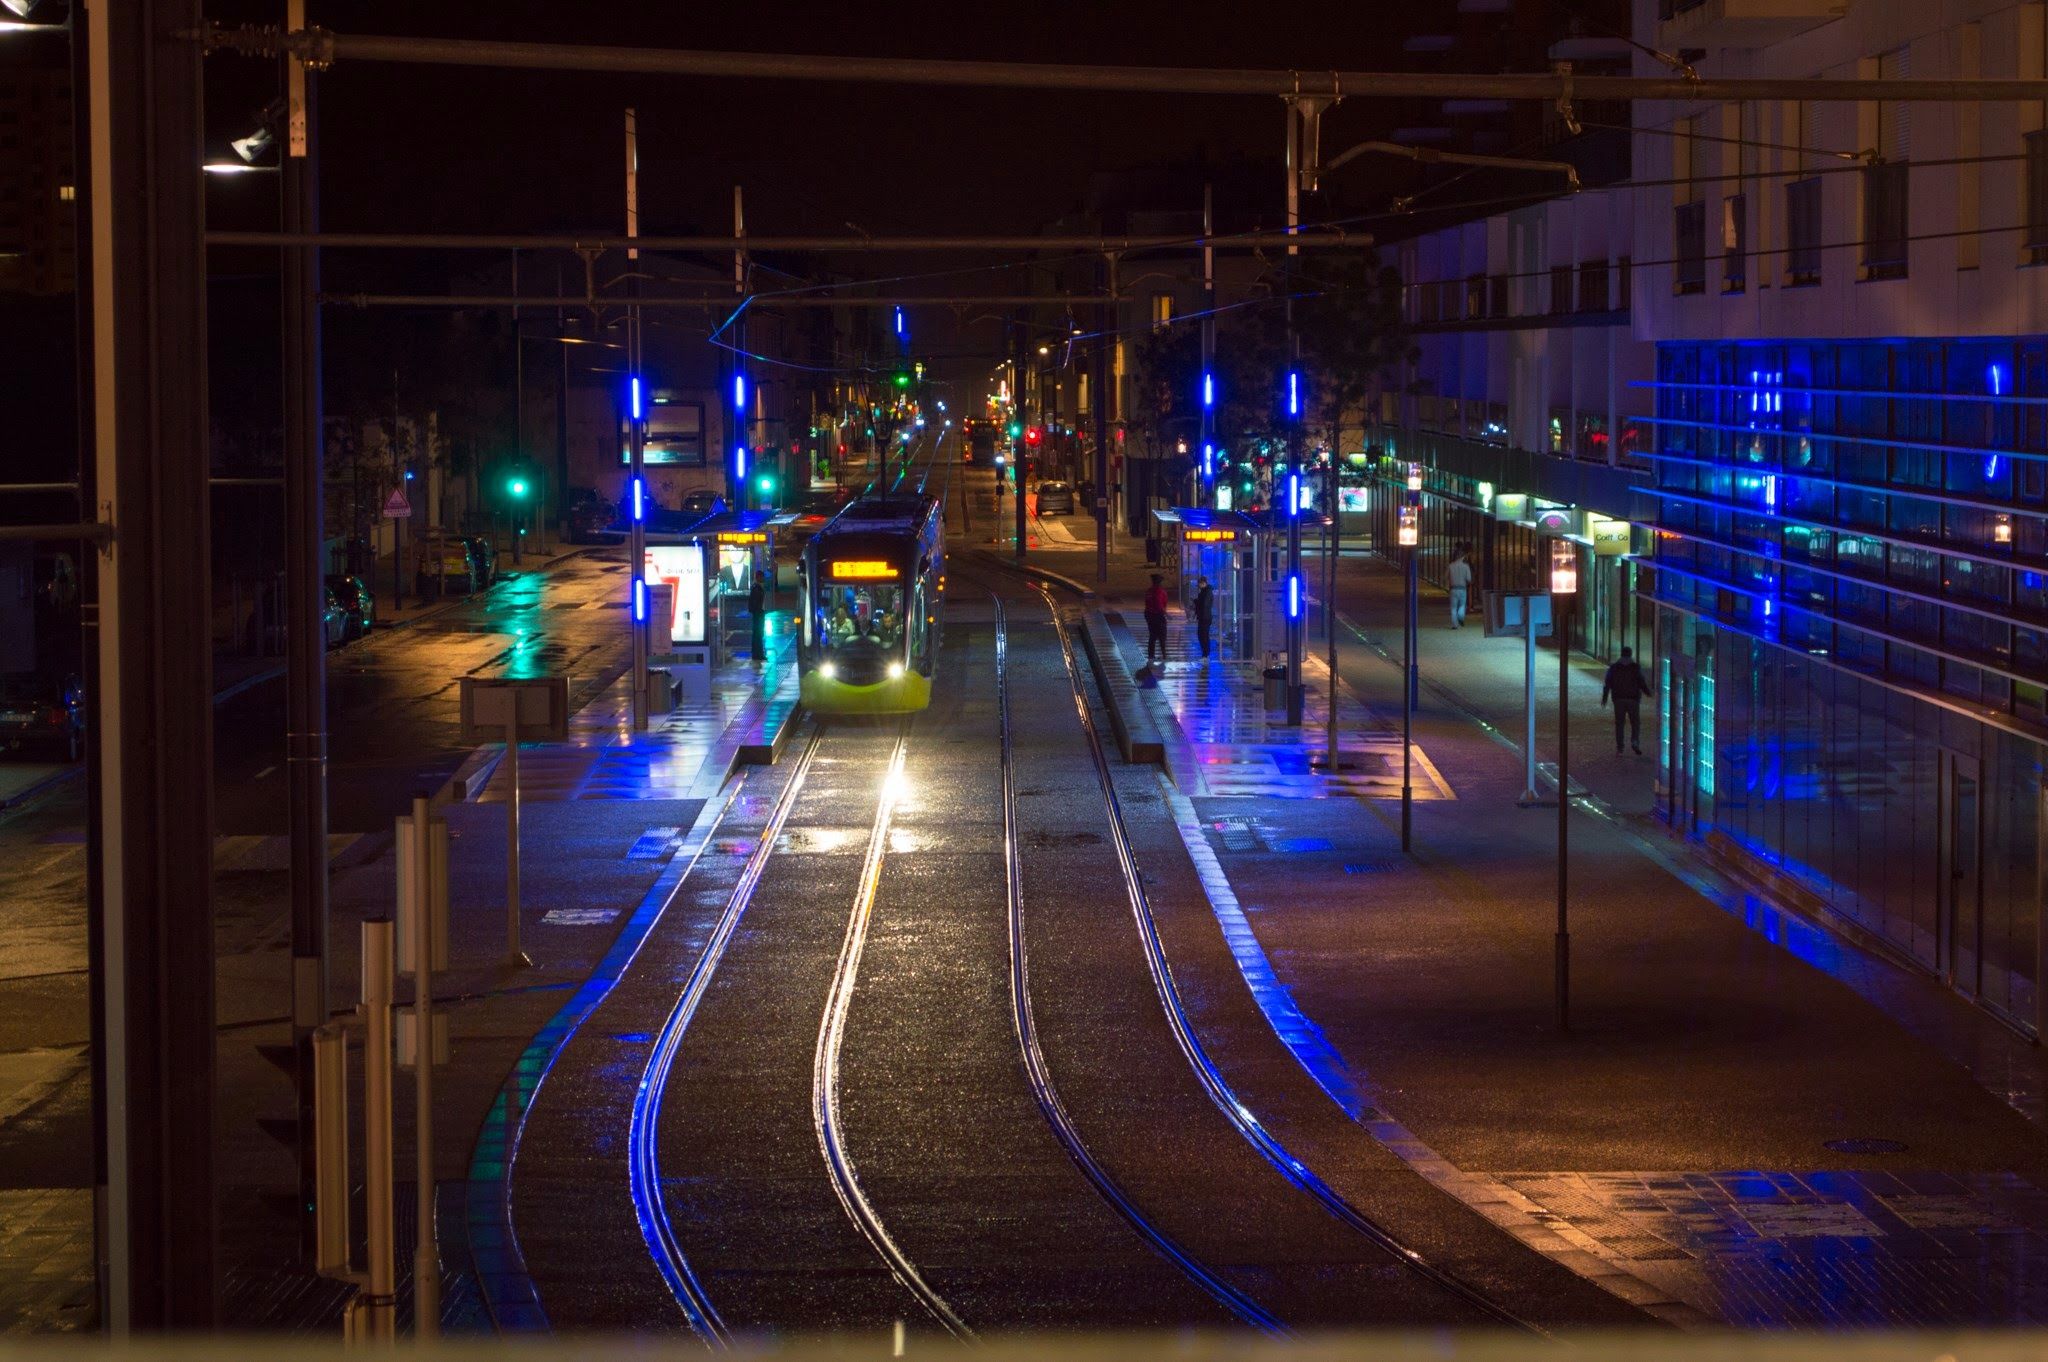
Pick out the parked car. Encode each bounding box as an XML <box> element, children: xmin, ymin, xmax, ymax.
<box><xmin>324</xmin><ymin>573</ymin><xmax>375</xmax><ymax>640</ymax></box>
<box><xmin>320</xmin><ymin>589</ymin><xmax>351</xmax><ymax>649</ymax></box>
<box><xmin>0</xmin><ymin>671</ymin><xmax>84</xmax><ymax>761</ymax></box>
<box><xmin>1035</xmin><ymin>480</ymin><xmax>1076</xmax><ymax>515</ymax></box>
<box><xmin>459</xmin><ymin>535</ymin><xmax>499</xmax><ymax>588</ymax></box>
<box><xmin>565</xmin><ymin>488</ymin><xmax>620</xmax><ymax>543</ymax></box>
<box><xmin>680</xmin><ymin>489</ymin><xmax>726</xmax><ymax>520</ymax></box>
<box><xmin>415</xmin><ymin>536</ymin><xmax>476</xmax><ymax>600</ymax></box>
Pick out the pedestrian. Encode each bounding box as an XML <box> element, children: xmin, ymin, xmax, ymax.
<box><xmin>1601</xmin><ymin>645</ymin><xmax>1652</xmax><ymax>755</ymax></box>
<box><xmin>748</xmin><ymin>573</ymin><xmax>767</xmax><ymax>664</ymax></box>
<box><xmin>1143</xmin><ymin>572</ymin><xmax>1170</xmax><ymax>667</ymax></box>
<box><xmin>1445</xmin><ymin>545</ymin><xmax>1473</xmax><ymax>629</ymax></box>
<box><xmin>1193</xmin><ymin>576</ymin><xmax>1214</xmax><ymax>659</ymax></box>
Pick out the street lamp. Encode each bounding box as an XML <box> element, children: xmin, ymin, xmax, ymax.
<box><xmin>1398</xmin><ymin>501</ymin><xmax>1418</xmax><ymax>851</ymax></box>
<box><xmin>1549</xmin><ymin>537</ymin><xmax>1579</xmax><ymax>1033</ymax></box>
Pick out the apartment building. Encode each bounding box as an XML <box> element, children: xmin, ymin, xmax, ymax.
<box><xmin>1394</xmin><ymin>0</ymin><xmax>2048</xmax><ymax>1032</ymax></box>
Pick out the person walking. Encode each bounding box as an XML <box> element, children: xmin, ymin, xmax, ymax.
<box><xmin>1143</xmin><ymin>572</ymin><xmax>1170</xmax><ymax>667</ymax></box>
<box><xmin>748</xmin><ymin>573</ymin><xmax>767</xmax><ymax>664</ymax></box>
<box><xmin>1193</xmin><ymin>576</ymin><xmax>1215</xmax><ymax>660</ymax></box>
<box><xmin>1601</xmin><ymin>645</ymin><xmax>1652</xmax><ymax>755</ymax></box>
<box><xmin>1445</xmin><ymin>545</ymin><xmax>1473</xmax><ymax>629</ymax></box>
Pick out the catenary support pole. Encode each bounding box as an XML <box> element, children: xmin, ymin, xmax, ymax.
<box><xmin>281</xmin><ymin>0</ymin><xmax>332</xmax><ymax>1260</ymax></box>
<box><xmin>505</xmin><ymin>717</ymin><xmax>528</xmax><ymax>967</ymax></box>
<box><xmin>626</xmin><ymin>109</ymin><xmax>648</xmax><ymax>732</ymax></box>
<box><xmin>1013</xmin><ymin>314</ymin><xmax>1027</xmax><ymax>560</ymax></box>
<box><xmin>89</xmin><ymin>0</ymin><xmax>218</xmax><ymax>1327</ymax></box>
<box><xmin>1094</xmin><ymin>258</ymin><xmax>1112</xmax><ymax>585</ymax></box>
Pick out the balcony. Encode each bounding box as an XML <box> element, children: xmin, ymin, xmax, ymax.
<box><xmin>1658</xmin><ymin>0</ymin><xmax>1844</xmax><ymax>46</ymax></box>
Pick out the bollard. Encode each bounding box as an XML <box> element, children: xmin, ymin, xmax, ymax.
<box><xmin>312</xmin><ymin>1023</ymin><xmax>349</xmax><ymax>1277</ymax></box>
<box><xmin>361</xmin><ymin>919</ymin><xmax>397</xmax><ymax>1343</ymax></box>
<box><xmin>409</xmin><ymin>796</ymin><xmax>442</xmax><ymax>1338</ymax></box>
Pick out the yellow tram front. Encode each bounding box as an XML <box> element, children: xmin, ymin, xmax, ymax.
<box><xmin>800</xmin><ymin>509</ymin><xmax>940</xmax><ymax>715</ymax></box>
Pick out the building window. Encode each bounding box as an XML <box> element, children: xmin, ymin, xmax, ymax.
<box><xmin>1149</xmin><ymin>294</ymin><xmax>1173</xmax><ymax>329</ymax></box>
<box><xmin>1862</xmin><ymin>160</ymin><xmax>1909</xmax><ymax>279</ymax></box>
<box><xmin>1578</xmin><ymin>257</ymin><xmax>1609</xmax><ymax>312</ymax></box>
<box><xmin>1549</xmin><ymin>264</ymin><xmax>1572</xmax><ymax>314</ymax></box>
<box><xmin>1489</xmin><ymin>273</ymin><xmax>1510</xmax><ymax>317</ymax></box>
<box><xmin>1465</xmin><ymin>272</ymin><xmax>1486</xmax><ymax>319</ymax></box>
<box><xmin>1674</xmin><ymin>200</ymin><xmax>1707</xmax><ymax>294</ymax></box>
<box><xmin>2026</xmin><ymin>129</ymin><xmax>2048</xmax><ymax>266</ymax></box>
<box><xmin>1617</xmin><ymin>255</ymin><xmax>1633</xmax><ymax>311</ymax></box>
<box><xmin>1785</xmin><ymin>178</ymin><xmax>1822</xmax><ymax>285</ymax></box>
<box><xmin>1722</xmin><ymin>193</ymin><xmax>1747</xmax><ymax>293</ymax></box>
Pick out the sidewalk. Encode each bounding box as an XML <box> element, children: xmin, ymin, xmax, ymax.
<box><xmin>1</xmin><ymin>600</ymin><xmax>795</xmax><ymax>1336</ymax></box>
<box><xmin>1143</xmin><ymin>548</ymin><xmax>2048</xmax><ymax>1328</ymax></box>
<box><xmin>210</xmin><ymin>543</ymin><xmax>602</xmax><ymax>705</ymax></box>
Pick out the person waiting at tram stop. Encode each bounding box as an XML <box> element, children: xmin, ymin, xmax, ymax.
<box><xmin>1143</xmin><ymin>573</ymin><xmax>1170</xmax><ymax>668</ymax></box>
<box><xmin>1193</xmin><ymin>576</ymin><xmax>1215</xmax><ymax>660</ymax></box>
<box><xmin>1601</xmin><ymin>646</ymin><xmax>1653</xmax><ymax>756</ymax></box>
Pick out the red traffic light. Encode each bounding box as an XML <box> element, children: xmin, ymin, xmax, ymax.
<box><xmin>1024</xmin><ymin>426</ymin><xmax>1042</xmax><ymax>446</ymax></box>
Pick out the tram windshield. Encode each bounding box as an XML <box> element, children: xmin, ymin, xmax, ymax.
<box><xmin>816</xmin><ymin>584</ymin><xmax>906</xmax><ymax>654</ymax></box>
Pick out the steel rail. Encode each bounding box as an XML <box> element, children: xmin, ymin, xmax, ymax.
<box><xmin>629</xmin><ymin>729</ymin><xmax>824</xmax><ymax>1343</ymax></box>
<box><xmin>812</xmin><ymin>730</ymin><xmax>976</xmax><ymax>1341</ymax></box>
<box><xmin>1034</xmin><ymin>585</ymin><xmax>1546</xmax><ymax>1336</ymax></box>
<box><xmin>992</xmin><ymin>592</ymin><xmax>1288</xmax><ymax>1335</ymax></box>
<box><xmin>229</xmin><ymin>28</ymin><xmax>2048</xmax><ymax>103</ymax></box>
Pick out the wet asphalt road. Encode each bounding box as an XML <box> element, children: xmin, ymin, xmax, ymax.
<box><xmin>212</xmin><ymin>549</ymin><xmax>634</xmax><ymax>835</ymax></box>
<box><xmin>514</xmin><ymin>556</ymin><xmax>1570</xmax><ymax>1339</ymax></box>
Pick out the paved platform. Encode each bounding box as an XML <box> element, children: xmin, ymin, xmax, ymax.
<box><xmin>1153</xmin><ymin>548</ymin><xmax>2048</xmax><ymax>1330</ymax></box>
<box><xmin>0</xmin><ymin>605</ymin><xmax>798</xmax><ymax>1336</ymax></box>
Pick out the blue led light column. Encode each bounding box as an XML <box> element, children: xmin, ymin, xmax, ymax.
<box><xmin>1282</xmin><ymin>368</ymin><xmax>1306</xmax><ymax>725</ymax></box>
<box><xmin>731</xmin><ymin>370</ymin><xmax>750</xmax><ymax>512</ymax></box>
<box><xmin>627</xmin><ymin>369</ymin><xmax>649</xmax><ymax>731</ymax></box>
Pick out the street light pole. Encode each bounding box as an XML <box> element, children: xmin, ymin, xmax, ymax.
<box><xmin>1551</xmin><ymin>538</ymin><xmax>1579</xmax><ymax>1033</ymax></box>
<box><xmin>1398</xmin><ymin>497</ymin><xmax>1418</xmax><ymax>852</ymax></box>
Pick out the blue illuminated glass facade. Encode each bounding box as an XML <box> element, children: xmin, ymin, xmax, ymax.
<box><xmin>1648</xmin><ymin>338</ymin><xmax>2048</xmax><ymax>1030</ymax></box>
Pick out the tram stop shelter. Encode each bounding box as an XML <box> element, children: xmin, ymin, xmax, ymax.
<box><xmin>1149</xmin><ymin>507</ymin><xmax>1269</xmax><ymax>662</ymax></box>
<box><xmin>646</xmin><ymin>509</ymin><xmax>777</xmax><ymax>674</ymax></box>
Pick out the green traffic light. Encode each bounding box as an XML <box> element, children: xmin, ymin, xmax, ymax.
<box><xmin>1006</xmin><ymin>422</ymin><xmax>1022</xmax><ymax>439</ymax></box>
<box><xmin>756</xmin><ymin>474</ymin><xmax>776</xmax><ymax>497</ymax></box>
<box><xmin>893</xmin><ymin>373</ymin><xmax>911</xmax><ymax>388</ymax></box>
<box><xmin>508</xmin><ymin>477</ymin><xmax>529</xmax><ymax>498</ymax></box>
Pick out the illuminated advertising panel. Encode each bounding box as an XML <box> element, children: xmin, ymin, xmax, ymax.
<box><xmin>644</xmin><ymin>544</ymin><xmax>707</xmax><ymax>644</ymax></box>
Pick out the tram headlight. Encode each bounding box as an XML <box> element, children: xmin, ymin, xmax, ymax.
<box><xmin>887</xmin><ymin>661</ymin><xmax>904</xmax><ymax>679</ymax></box>
<box><xmin>819</xmin><ymin>661</ymin><xmax>837</xmax><ymax>679</ymax></box>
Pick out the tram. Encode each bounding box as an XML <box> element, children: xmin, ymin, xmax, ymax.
<box><xmin>798</xmin><ymin>493</ymin><xmax>945</xmax><ymax>715</ymax></box>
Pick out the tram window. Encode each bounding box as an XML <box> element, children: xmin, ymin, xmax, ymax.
<box><xmin>817</xmin><ymin>584</ymin><xmax>906</xmax><ymax>649</ymax></box>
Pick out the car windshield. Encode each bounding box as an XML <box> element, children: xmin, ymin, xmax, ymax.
<box><xmin>816</xmin><ymin>584</ymin><xmax>905</xmax><ymax>653</ymax></box>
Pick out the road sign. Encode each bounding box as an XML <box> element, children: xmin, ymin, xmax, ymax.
<box><xmin>382</xmin><ymin>488</ymin><xmax>412</xmax><ymax>519</ymax></box>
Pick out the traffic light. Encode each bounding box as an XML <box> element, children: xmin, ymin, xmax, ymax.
<box><xmin>755</xmin><ymin>472</ymin><xmax>777</xmax><ymax>502</ymax></box>
<box><xmin>1006</xmin><ymin>420</ymin><xmax>1022</xmax><ymax>440</ymax></box>
<box><xmin>1024</xmin><ymin>426</ymin><xmax>1042</xmax><ymax>447</ymax></box>
<box><xmin>893</xmin><ymin>371</ymin><xmax>912</xmax><ymax>389</ymax></box>
<box><xmin>506</xmin><ymin>475</ymin><xmax>530</xmax><ymax>500</ymax></box>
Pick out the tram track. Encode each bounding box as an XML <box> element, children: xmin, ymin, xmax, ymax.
<box><xmin>1026</xmin><ymin>575</ymin><xmax>1547</xmax><ymax>1337</ymax></box>
<box><xmin>992</xmin><ymin>593</ymin><xmax>1288</xmax><ymax>1337</ymax></box>
<box><xmin>811</xmin><ymin>726</ymin><xmax>977</xmax><ymax>1340</ymax></box>
<box><xmin>628</xmin><ymin>731</ymin><xmax>825</xmax><ymax>1343</ymax></box>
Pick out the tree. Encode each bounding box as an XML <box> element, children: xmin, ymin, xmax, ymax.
<box><xmin>1131</xmin><ymin>249</ymin><xmax>1414</xmax><ymax>506</ymax></box>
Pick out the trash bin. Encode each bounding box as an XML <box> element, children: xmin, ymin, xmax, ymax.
<box><xmin>644</xmin><ymin>666</ymin><xmax>676</xmax><ymax>715</ymax></box>
<box><xmin>1262</xmin><ymin>665</ymin><xmax>1287</xmax><ymax>710</ymax></box>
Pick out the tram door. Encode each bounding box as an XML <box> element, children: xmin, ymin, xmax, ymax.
<box><xmin>1940</xmin><ymin>750</ymin><xmax>1985</xmax><ymax>996</ymax></box>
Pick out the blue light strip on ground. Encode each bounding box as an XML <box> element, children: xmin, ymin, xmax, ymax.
<box><xmin>1162</xmin><ymin>789</ymin><xmax>1370</xmax><ymax>1120</ymax></box>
